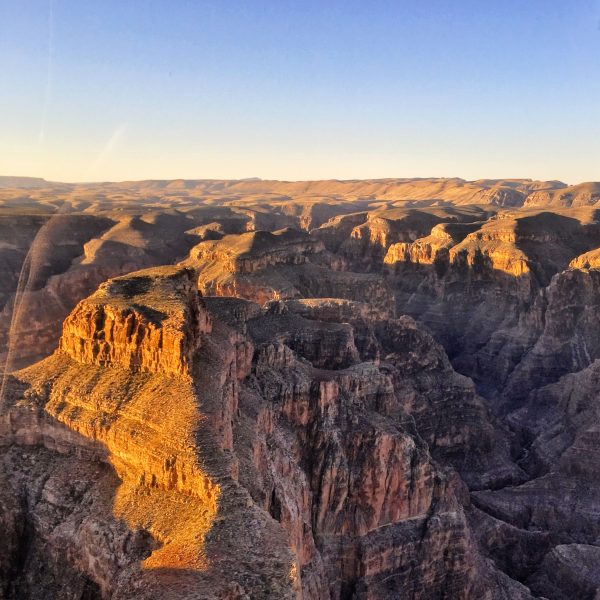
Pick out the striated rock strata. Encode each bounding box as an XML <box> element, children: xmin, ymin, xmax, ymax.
<box><xmin>1</xmin><ymin>266</ymin><xmax>296</xmax><ymax>599</ymax></box>
<box><xmin>60</xmin><ymin>267</ymin><xmax>211</xmax><ymax>376</ymax></box>
<box><xmin>1</xmin><ymin>265</ymin><xmax>529</xmax><ymax>599</ymax></box>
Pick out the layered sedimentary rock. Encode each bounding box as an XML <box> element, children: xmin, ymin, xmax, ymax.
<box><xmin>0</xmin><ymin>211</ymin><xmax>203</xmax><ymax>371</ymax></box>
<box><xmin>499</xmin><ymin>265</ymin><xmax>600</xmax><ymax>406</ymax></box>
<box><xmin>1</xmin><ymin>262</ymin><xmax>530</xmax><ymax>599</ymax></box>
<box><xmin>384</xmin><ymin>222</ymin><xmax>481</xmax><ymax>270</ymax></box>
<box><xmin>208</xmin><ymin>297</ymin><xmax>528</xmax><ymax>598</ymax></box>
<box><xmin>528</xmin><ymin>545</ymin><xmax>600</xmax><ymax>599</ymax></box>
<box><xmin>470</xmin><ymin>355</ymin><xmax>600</xmax><ymax>571</ymax></box>
<box><xmin>60</xmin><ymin>267</ymin><xmax>211</xmax><ymax>376</ymax></box>
<box><xmin>383</xmin><ymin>209</ymin><xmax>600</xmax><ymax>398</ymax></box>
<box><xmin>187</xmin><ymin>227</ymin><xmax>396</xmax><ymax>314</ymax></box>
<box><xmin>190</xmin><ymin>228</ymin><xmax>325</xmax><ymax>275</ymax></box>
<box><xmin>524</xmin><ymin>182</ymin><xmax>600</xmax><ymax>208</ymax></box>
<box><xmin>5</xmin><ymin>180</ymin><xmax>597</xmax><ymax>377</ymax></box>
<box><xmin>4</xmin><ymin>178</ymin><xmax>600</xmax><ymax>598</ymax></box>
<box><xmin>315</xmin><ymin>205</ymin><xmax>494</xmax><ymax>271</ymax></box>
<box><xmin>244</xmin><ymin>348</ymin><xmax>478</xmax><ymax>598</ymax></box>
<box><xmin>0</xmin><ymin>267</ymin><xmax>296</xmax><ymax>600</ymax></box>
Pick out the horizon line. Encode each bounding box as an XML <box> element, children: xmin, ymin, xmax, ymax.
<box><xmin>3</xmin><ymin>174</ymin><xmax>597</xmax><ymax>187</ymax></box>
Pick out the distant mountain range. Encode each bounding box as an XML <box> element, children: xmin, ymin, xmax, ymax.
<box><xmin>2</xmin><ymin>175</ymin><xmax>600</xmax><ymax>207</ymax></box>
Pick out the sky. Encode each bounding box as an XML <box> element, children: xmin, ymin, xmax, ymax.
<box><xmin>1</xmin><ymin>0</ymin><xmax>599</xmax><ymax>183</ymax></box>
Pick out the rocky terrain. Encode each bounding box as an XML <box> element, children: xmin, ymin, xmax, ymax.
<box><xmin>2</xmin><ymin>177</ymin><xmax>600</xmax><ymax>599</ymax></box>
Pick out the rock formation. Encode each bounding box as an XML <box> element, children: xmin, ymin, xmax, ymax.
<box><xmin>1</xmin><ymin>266</ymin><xmax>296</xmax><ymax>599</ymax></box>
<box><xmin>1</xmin><ymin>263</ymin><xmax>527</xmax><ymax>599</ymax></box>
<box><xmin>60</xmin><ymin>267</ymin><xmax>210</xmax><ymax>375</ymax></box>
<box><xmin>3</xmin><ymin>177</ymin><xmax>600</xmax><ymax>598</ymax></box>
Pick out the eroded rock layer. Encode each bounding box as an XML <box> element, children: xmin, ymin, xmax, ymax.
<box><xmin>1</xmin><ymin>263</ymin><xmax>526</xmax><ymax>599</ymax></box>
<box><xmin>1</xmin><ymin>267</ymin><xmax>296</xmax><ymax>600</ymax></box>
<box><xmin>3</xmin><ymin>179</ymin><xmax>600</xmax><ymax>599</ymax></box>
<box><xmin>60</xmin><ymin>267</ymin><xmax>211</xmax><ymax>376</ymax></box>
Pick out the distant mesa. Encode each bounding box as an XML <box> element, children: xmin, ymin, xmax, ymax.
<box><xmin>0</xmin><ymin>176</ymin><xmax>49</xmax><ymax>188</ymax></box>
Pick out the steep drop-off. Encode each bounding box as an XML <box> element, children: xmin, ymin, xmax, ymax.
<box><xmin>1</xmin><ymin>264</ymin><xmax>530</xmax><ymax>599</ymax></box>
<box><xmin>3</xmin><ymin>179</ymin><xmax>600</xmax><ymax>598</ymax></box>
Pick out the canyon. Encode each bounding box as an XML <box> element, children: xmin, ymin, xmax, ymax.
<box><xmin>2</xmin><ymin>177</ymin><xmax>600</xmax><ymax>599</ymax></box>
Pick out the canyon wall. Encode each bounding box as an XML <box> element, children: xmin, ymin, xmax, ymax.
<box><xmin>1</xmin><ymin>263</ymin><xmax>530</xmax><ymax>599</ymax></box>
<box><xmin>3</xmin><ymin>181</ymin><xmax>600</xmax><ymax>598</ymax></box>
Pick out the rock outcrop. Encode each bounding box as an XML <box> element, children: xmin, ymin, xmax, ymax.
<box><xmin>1</xmin><ymin>263</ymin><xmax>528</xmax><ymax>599</ymax></box>
<box><xmin>60</xmin><ymin>267</ymin><xmax>210</xmax><ymax>376</ymax></box>
<box><xmin>189</xmin><ymin>228</ymin><xmax>324</xmax><ymax>275</ymax></box>
<box><xmin>0</xmin><ymin>211</ymin><xmax>202</xmax><ymax>372</ymax></box>
<box><xmin>528</xmin><ymin>544</ymin><xmax>600</xmax><ymax>599</ymax></box>
<box><xmin>383</xmin><ymin>209</ymin><xmax>600</xmax><ymax>400</ymax></box>
<box><xmin>227</xmin><ymin>302</ymin><xmax>526</xmax><ymax>598</ymax></box>
<box><xmin>187</xmin><ymin>227</ymin><xmax>396</xmax><ymax>314</ymax></box>
<box><xmin>524</xmin><ymin>182</ymin><xmax>600</xmax><ymax>208</ymax></box>
<box><xmin>0</xmin><ymin>267</ymin><xmax>296</xmax><ymax>599</ymax></box>
<box><xmin>4</xmin><ymin>177</ymin><xmax>600</xmax><ymax>599</ymax></box>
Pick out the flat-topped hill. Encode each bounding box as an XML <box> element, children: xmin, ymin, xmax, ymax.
<box><xmin>2</xmin><ymin>177</ymin><xmax>600</xmax><ymax>214</ymax></box>
<box><xmin>187</xmin><ymin>227</ymin><xmax>324</xmax><ymax>275</ymax></box>
<box><xmin>60</xmin><ymin>266</ymin><xmax>211</xmax><ymax>376</ymax></box>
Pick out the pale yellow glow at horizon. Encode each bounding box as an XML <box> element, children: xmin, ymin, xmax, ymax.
<box><xmin>3</xmin><ymin>134</ymin><xmax>599</xmax><ymax>186</ymax></box>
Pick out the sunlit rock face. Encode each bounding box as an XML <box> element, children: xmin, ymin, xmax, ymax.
<box><xmin>0</xmin><ymin>212</ymin><xmax>202</xmax><ymax>372</ymax></box>
<box><xmin>382</xmin><ymin>208</ymin><xmax>600</xmax><ymax>401</ymax></box>
<box><xmin>384</xmin><ymin>222</ymin><xmax>481</xmax><ymax>268</ymax></box>
<box><xmin>4</xmin><ymin>180</ymin><xmax>600</xmax><ymax>598</ymax></box>
<box><xmin>60</xmin><ymin>266</ymin><xmax>211</xmax><ymax>376</ymax></box>
<box><xmin>0</xmin><ymin>267</ymin><xmax>297</xmax><ymax>600</ymax></box>
<box><xmin>523</xmin><ymin>182</ymin><xmax>600</xmax><ymax>207</ymax></box>
<box><xmin>189</xmin><ymin>227</ymin><xmax>325</xmax><ymax>274</ymax></box>
<box><xmin>317</xmin><ymin>205</ymin><xmax>494</xmax><ymax>272</ymax></box>
<box><xmin>0</xmin><ymin>263</ymin><xmax>527</xmax><ymax>600</ymax></box>
<box><xmin>186</xmin><ymin>226</ymin><xmax>396</xmax><ymax>315</ymax></box>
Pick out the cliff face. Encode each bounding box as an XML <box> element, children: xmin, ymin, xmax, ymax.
<box><xmin>60</xmin><ymin>267</ymin><xmax>211</xmax><ymax>376</ymax></box>
<box><xmin>477</xmin><ymin>352</ymin><xmax>600</xmax><ymax>537</ymax></box>
<box><xmin>524</xmin><ymin>182</ymin><xmax>600</xmax><ymax>208</ymax></box>
<box><xmin>187</xmin><ymin>227</ymin><xmax>396</xmax><ymax>315</ymax></box>
<box><xmin>316</xmin><ymin>206</ymin><xmax>494</xmax><ymax>272</ymax></box>
<box><xmin>1</xmin><ymin>265</ymin><xmax>528</xmax><ymax>600</ymax></box>
<box><xmin>210</xmin><ymin>297</ymin><xmax>527</xmax><ymax>599</ymax></box>
<box><xmin>498</xmin><ymin>266</ymin><xmax>600</xmax><ymax>406</ymax></box>
<box><xmin>384</xmin><ymin>222</ymin><xmax>481</xmax><ymax>268</ymax></box>
<box><xmin>190</xmin><ymin>228</ymin><xmax>325</xmax><ymax>274</ymax></box>
<box><xmin>381</xmin><ymin>209</ymin><xmax>600</xmax><ymax>399</ymax></box>
<box><xmin>0</xmin><ymin>267</ymin><xmax>296</xmax><ymax>600</ymax></box>
<box><xmin>0</xmin><ymin>212</ymin><xmax>202</xmax><ymax>372</ymax></box>
<box><xmin>4</xmin><ymin>182</ymin><xmax>600</xmax><ymax>598</ymax></box>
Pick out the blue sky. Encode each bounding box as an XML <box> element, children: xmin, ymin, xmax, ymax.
<box><xmin>1</xmin><ymin>0</ymin><xmax>599</xmax><ymax>182</ymax></box>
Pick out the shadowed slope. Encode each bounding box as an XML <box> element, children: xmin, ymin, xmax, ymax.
<box><xmin>0</xmin><ymin>266</ymin><xmax>297</xmax><ymax>599</ymax></box>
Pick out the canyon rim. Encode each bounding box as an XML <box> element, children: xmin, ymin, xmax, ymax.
<box><xmin>1</xmin><ymin>177</ymin><xmax>600</xmax><ymax>599</ymax></box>
<box><xmin>3</xmin><ymin>1</ymin><xmax>600</xmax><ymax>597</ymax></box>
